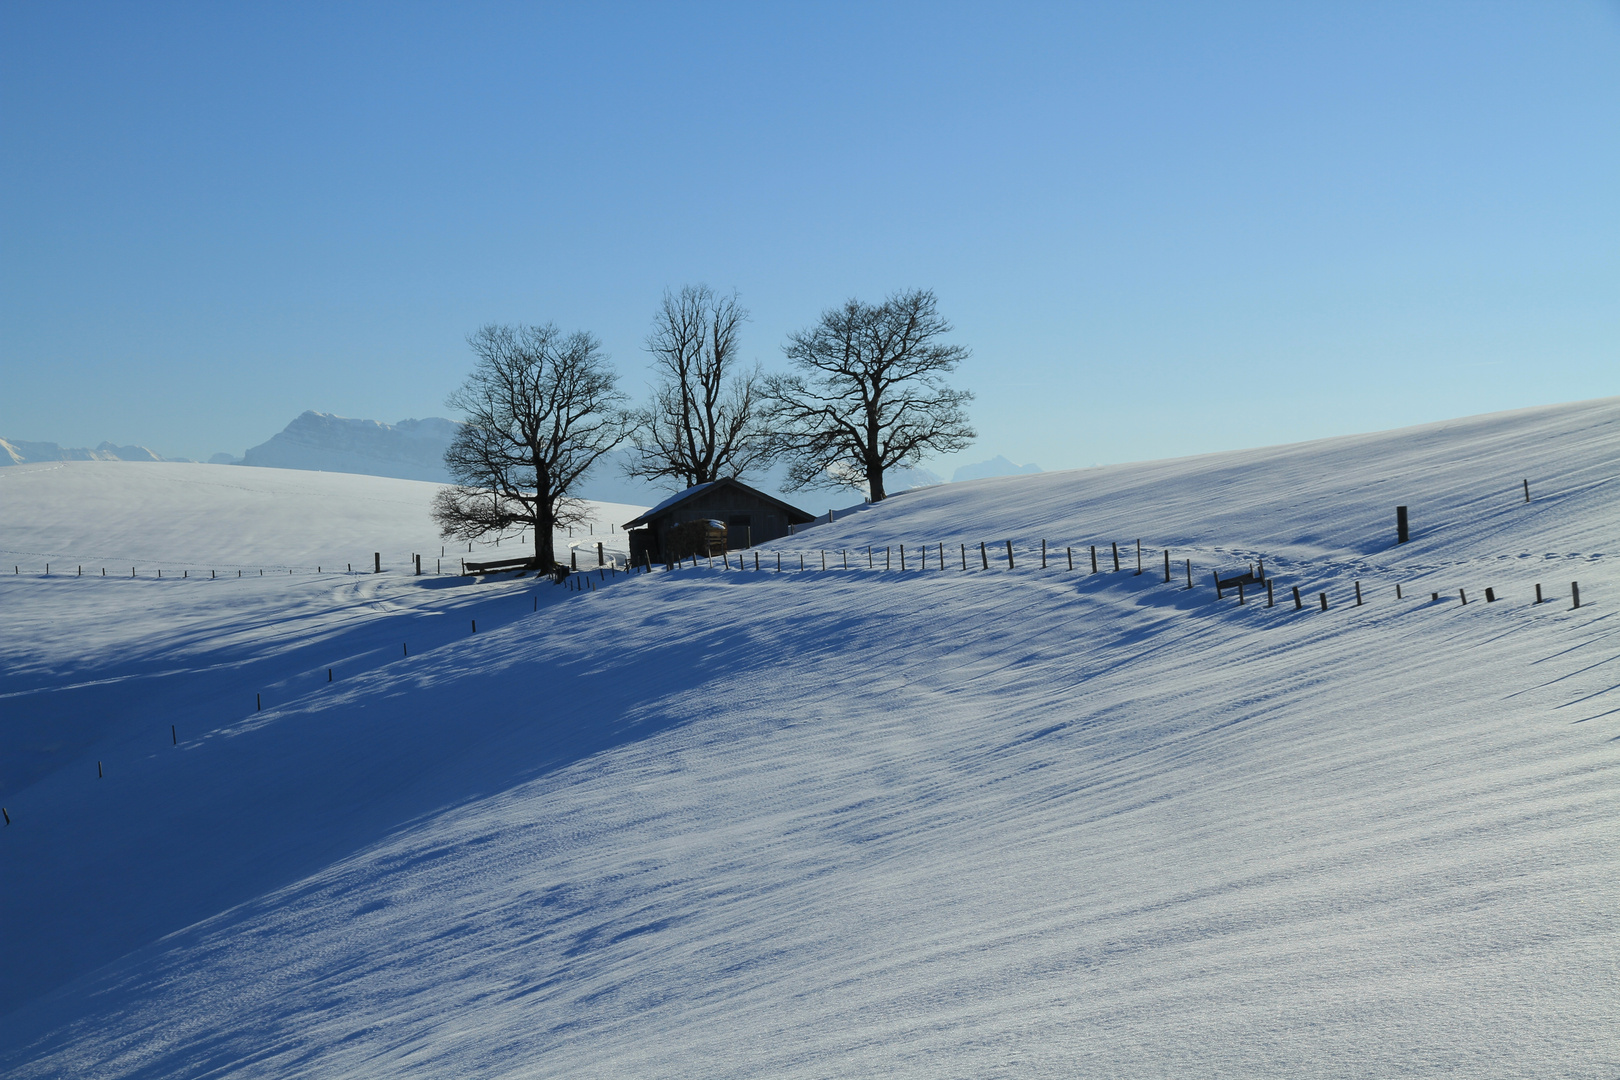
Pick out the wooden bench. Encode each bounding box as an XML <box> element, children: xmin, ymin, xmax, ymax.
<box><xmin>464</xmin><ymin>555</ymin><xmax>544</xmax><ymax>575</ymax></box>
<box><xmin>1213</xmin><ymin>560</ymin><xmax>1266</xmax><ymax>598</ymax></box>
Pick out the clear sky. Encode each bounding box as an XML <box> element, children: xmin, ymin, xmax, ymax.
<box><xmin>2</xmin><ymin>2</ymin><xmax>1616</xmax><ymax>472</ymax></box>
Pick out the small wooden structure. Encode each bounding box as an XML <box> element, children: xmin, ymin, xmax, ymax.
<box><xmin>1213</xmin><ymin>559</ymin><xmax>1266</xmax><ymax>599</ymax></box>
<box><xmin>464</xmin><ymin>555</ymin><xmax>542</xmax><ymax>575</ymax></box>
<box><xmin>623</xmin><ymin>478</ymin><xmax>815</xmax><ymax>566</ymax></box>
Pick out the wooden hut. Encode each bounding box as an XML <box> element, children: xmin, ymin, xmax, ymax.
<box><xmin>623</xmin><ymin>478</ymin><xmax>816</xmax><ymax>565</ymax></box>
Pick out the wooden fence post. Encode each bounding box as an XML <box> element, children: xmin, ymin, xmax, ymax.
<box><xmin>1266</xmin><ymin>579</ymin><xmax>1274</xmax><ymax>607</ymax></box>
<box><xmin>1396</xmin><ymin>505</ymin><xmax>1409</xmax><ymax>544</ymax></box>
<box><xmin>1396</xmin><ymin>583</ymin><xmax>1402</xmax><ymax>599</ymax></box>
<box><xmin>1319</xmin><ymin>592</ymin><xmax>1328</xmax><ymax>611</ymax></box>
<box><xmin>981</xmin><ymin>542</ymin><xmax>989</xmax><ymax>570</ymax></box>
<box><xmin>900</xmin><ymin>545</ymin><xmax>906</xmax><ymax>571</ymax></box>
<box><xmin>1111</xmin><ymin>542</ymin><xmax>1120</xmax><ymax>572</ymax></box>
<box><xmin>1572</xmin><ymin>581</ymin><xmax>1581</xmax><ymax>609</ymax></box>
<box><xmin>887</xmin><ymin>547</ymin><xmax>891</xmax><ymax>571</ymax></box>
<box><xmin>374</xmin><ymin>552</ymin><xmax>380</xmax><ymax>574</ymax></box>
<box><xmin>1237</xmin><ymin>581</ymin><xmax>1245</xmax><ymax>605</ymax></box>
<box><xmin>1163</xmin><ymin>549</ymin><xmax>1170</xmax><ymax>583</ymax></box>
<box><xmin>1068</xmin><ymin>546</ymin><xmax>1074</xmax><ymax>571</ymax></box>
<box><xmin>1005</xmin><ymin>540</ymin><xmax>1014</xmax><ymax>570</ymax></box>
<box><xmin>598</xmin><ymin>542</ymin><xmax>604</xmax><ymax>566</ymax></box>
<box><xmin>1523</xmin><ymin>478</ymin><xmax>1530</xmax><ymax>503</ymax></box>
<box><xmin>1485</xmin><ymin>587</ymin><xmax>1496</xmax><ymax>602</ymax></box>
<box><xmin>1041</xmin><ymin>539</ymin><xmax>1047</xmax><ymax>569</ymax></box>
<box><xmin>1090</xmin><ymin>545</ymin><xmax>1098</xmax><ymax>574</ymax></box>
<box><xmin>1459</xmin><ymin>588</ymin><xmax>1467</xmax><ymax>605</ymax></box>
<box><xmin>1213</xmin><ymin>571</ymin><xmax>1223</xmax><ymax>599</ymax></box>
<box><xmin>1185</xmin><ymin>559</ymin><xmax>1192</xmax><ymax>589</ymax></box>
<box><xmin>1292</xmin><ymin>586</ymin><xmax>1302</xmax><ymax>610</ymax></box>
<box><xmin>1135</xmin><ymin>539</ymin><xmax>1142</xmax><ymax>575</ymax></box>
<box><xmin>961</xmin><ymin>543</ymin><xmax>967</xmax><ymax>570</ymax></box>
<box><xmin>1354</xmin><ymin>581</ymin><xmax>1362</xmax><ymax>605</ymax></box>
<box><xmin>1534</xmin><ymin>583</ymin><xmax>1542</xmax><ymax>604</ymax></box>
<box><xmin>939</xmin><ymin>542</ymin><xmax>945</xmax><ymax>570</ymax></box>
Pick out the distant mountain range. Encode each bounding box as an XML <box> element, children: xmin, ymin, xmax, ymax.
<box><xmin>236</xmin><ymin>411</ymin><xmax>463</xmax><ymax>483</ymax></box>
<box><xmin>0</xmin><ymin>438</ymin><xmax>187</xmax><ymax>465</ymax></box>
<box><xmin>3</xmin><ymin>412</ymin><xmax>1016</xmax><ymax>507</ymax></box>
<box><xmin>223</xmin><ymin>411</ymin><xmax>947</xmax><ymax>505</ymax></box>
<box><xmin>233</xmin><ymin>412</ymin><xmax>674</xmax><ymax>503</ymax></box>
<box><xmin>951</xmin><ymin>455</ymin><xmax>1042</xmax><ymax>483</ymax></box>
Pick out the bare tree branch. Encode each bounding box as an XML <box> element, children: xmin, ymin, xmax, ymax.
<box><xmin>435</xmin><ymin>323</ymin><xmax>630</xmax><ymax>568</ymax></box>
<box><xmin>763</xmin><ymin>289</ymin><xmax>974</xmax><ymax>501</ymax></box>
<box><xmin>627</xmin><ymin>285</ymin><xmax>775</xmax><ymax>490</ymax></box>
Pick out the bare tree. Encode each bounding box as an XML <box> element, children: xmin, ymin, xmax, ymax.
<box><xmin>434</xmin><ymin>323</ymin><xmax>629</xmax><ymax>569</ymax></box>
<box><xmin>764</xmin><ymin>289</ymin><xmax>974</xmax><ymax>501</ymax></box>
<box><xmin>626</xmin><ymin>285</ymin><xmax>773</xmax><ymax>490</ymax></box>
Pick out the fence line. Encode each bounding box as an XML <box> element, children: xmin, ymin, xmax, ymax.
<box><xmin>1</xmin><ymin>531</ymin><xmax>1594</xmax><ymax>833</ymax></box>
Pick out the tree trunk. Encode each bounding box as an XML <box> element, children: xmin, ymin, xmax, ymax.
<box><xmin>533</xmin><ymin>506</ymin><xmax>556</xmax><ymax>568</ymax></box>
<box><xmin>867</xmin><ymin>462</ymin><xmax>887</xmax><ymax>502</ymax></box>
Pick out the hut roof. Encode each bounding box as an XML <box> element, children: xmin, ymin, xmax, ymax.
<box><xmin>622</xmin><ymin>477</ymin><xmax>817</xmax><ymax>530</ymax></box>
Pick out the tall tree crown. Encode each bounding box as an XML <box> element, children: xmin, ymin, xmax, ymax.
<box><xmin>766</xmin><ymin>289</ymin><xmax>974</xmax><ymax>501</ymax></box>
<box><xmin>627</xmin><ymin>285</ymin><xmax>773</xmax><ymax>490</ymax></box>
<box><xmin>435</xmin><ymin>322</ymin><xmax>628</xmax><ymax>567</ymax></box>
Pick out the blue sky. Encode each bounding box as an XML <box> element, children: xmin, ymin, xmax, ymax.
<box><xmin>2</xmin><ymin>2</ymin><xmax>1616</xmax><ymax>471</ymax></box>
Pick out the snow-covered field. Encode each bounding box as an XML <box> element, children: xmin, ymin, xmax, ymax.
<box><xmin>2</xmin><ymin>400</ymin><xmax>1617</xmax><ymax>1077</ymax></box>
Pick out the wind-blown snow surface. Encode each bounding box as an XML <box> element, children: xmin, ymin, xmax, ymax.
<box><xmin>2</xmin><ymin>400</ymin><xmax>1618</xmax><ymax>1077</ymax></box>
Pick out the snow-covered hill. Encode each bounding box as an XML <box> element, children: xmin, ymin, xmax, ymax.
<box><xmin>0</xmin><ymin>460</ymin><xmax>642</xmax><ymax>572</ymax></box>
<box><xmin>1</xmin><ymin>399</ymin><xmax>1617</xmax><ymax>1077</ymax></box>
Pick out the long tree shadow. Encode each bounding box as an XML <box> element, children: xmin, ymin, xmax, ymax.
<box><xmin>0</xmin><ymin>575</ymin><xmax>780</xmax><ymax>1018</ymax></box>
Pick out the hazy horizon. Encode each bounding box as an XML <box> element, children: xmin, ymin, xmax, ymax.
<box><xmin>3</xmin><ymin>2</ymin><xmax>1616</xmax><ymax>471</ymax></box>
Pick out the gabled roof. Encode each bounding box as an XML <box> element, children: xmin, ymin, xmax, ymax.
<box><xmin>622</xmin><ymin>477</ymin><xmax>817</xmax><ymax>529</ymax></box>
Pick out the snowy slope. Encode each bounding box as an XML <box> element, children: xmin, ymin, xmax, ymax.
<box><xmin>0</xmin><ymin>460</ymin><xmax>641</xmax><ymax>571</ymax></box>
<box><xmin>1</xmin><ymin>399</ymin><xmax>1617</xmax><ymax>1077</ymax></box>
